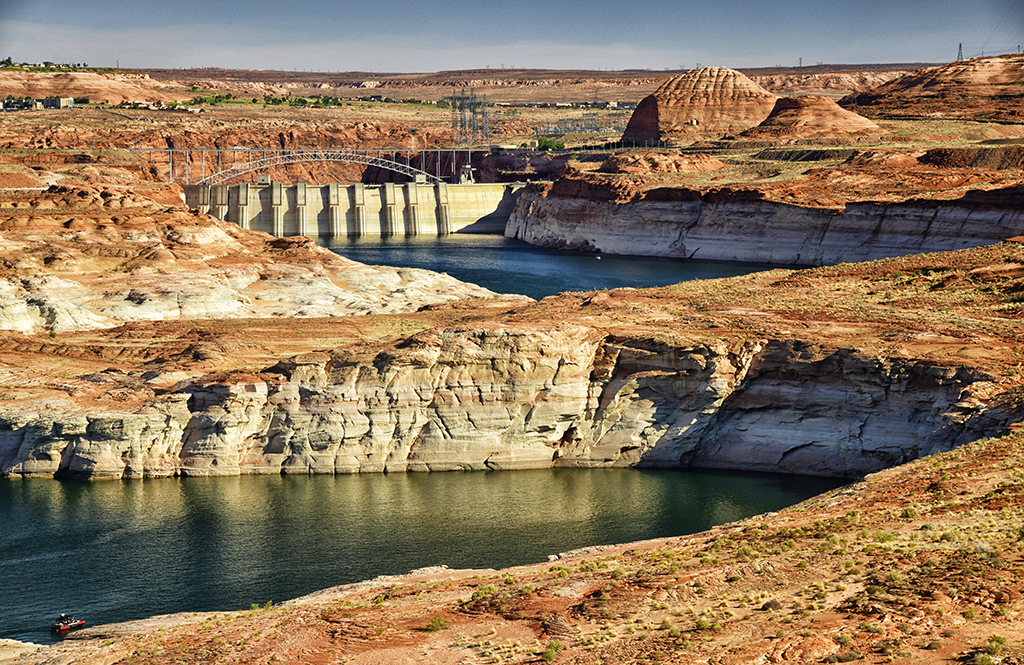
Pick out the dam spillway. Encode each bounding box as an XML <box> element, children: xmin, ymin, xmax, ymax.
<box><xmin>183</xmin><ymin>182</ymin><xmax>524</xmax><ymax>237</ymax></box>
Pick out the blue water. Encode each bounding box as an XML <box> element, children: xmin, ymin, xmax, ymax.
<box><xmin>0</xmin><ymin>469</ymin><xmax>841</xmax><ymax>645</ymax></box>
<box><xmin>328</xmin><ymin>235</ymin><xmax>777</xmax><ymax>300</ymax></box>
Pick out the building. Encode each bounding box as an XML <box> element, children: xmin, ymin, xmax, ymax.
<box><xmin>1</xmin><ymin>97</ymin><xmax>75</xmax><ymax>111</ymax></box>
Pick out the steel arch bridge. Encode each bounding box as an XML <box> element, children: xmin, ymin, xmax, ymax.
<box><xmin>196</xmin><ymin>149</ymin><xmax>443</xmax><ymax>185</ymax></box>
<box><xmin>130</xmin><ymin>147</ymin><xmax>464</xmax><ymax>185</ymax></box>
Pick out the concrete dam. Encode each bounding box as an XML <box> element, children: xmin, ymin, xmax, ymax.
<box><xmin>183</xmin><ymin>182</ymin><xmax>523</xmax><ymax>237</ymax></box>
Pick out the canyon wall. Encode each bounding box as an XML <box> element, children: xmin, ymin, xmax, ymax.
<box><xmin>0</xmin><ymin>327</ymin><xmax>1000</xmax><ymax>480</ymax></box>
<box><xmin>505</xmin><ymin>184</ymin><xmax>1024</xmax><ymax>265</ymax></box>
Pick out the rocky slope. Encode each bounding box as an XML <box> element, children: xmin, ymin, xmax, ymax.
<box><xmin>2</xmin><ymin>236</ymin><xmax>1022</xmax><ymax>481</ymax></box>
<box><xmin>0</xmin><ymin>71</ymin><xmax>193</xmax><ymax>105</ymax></box>
<box><xmin>750</xmin><ymin>70</ymin><xmax>908</xmax><ymax>97</ymax></box>
<box><xmin>0</xmin><ymin>327</ymin><xmax>994</xmax><ymax>480</ymax></box>
<box><xmin>739</xmin><ymin>95</ymin><xmax>885</xmax><ymax>139</ymax></box>
<box><xmin>506</xmin><ymin>178</ymin><xmax>1024</xmax><ymax>265</ymax></box>
<box><xmin>0</xmin><ymin>177</ymin><xmax>509</xmax><ymax>336</ymax></box>
<box><xmin>598</xmin><ymin>150</ymin><xmax>728</xmax><ymax>174</ymax></box>
<box><xmin>842</xmin><ymin>53</ymin><xmax>1024</xmax><ymax>122</ymax></box>
<box><xmin>621</xmin><ymin>67</ymin><xmax>778</xmax><ymax>144</ymax></box>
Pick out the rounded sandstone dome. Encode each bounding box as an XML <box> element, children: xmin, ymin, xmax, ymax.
<box><xmin>622</xmin><ymin>67</ymin><xmax>778</xmax><ymax>144</ymax></box>
<box><xmin>740</xmin><ymin>95</ymin><xmax>886</xmax><ymax>139</ymax></box>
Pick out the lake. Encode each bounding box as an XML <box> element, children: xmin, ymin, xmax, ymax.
<box><xmin>327</xmin><ymin>234</ymin><xmax>778</xmax><ymax>301</ymax></box>
<box><xmin>0</xmin><ymin>468</ymin><xmax>841</xmax><ymax>644</ymax></box>
<box><xmin>0</xmin><ymin>236</ymin><xmax>813</xmax><ymax>645</ymax></box>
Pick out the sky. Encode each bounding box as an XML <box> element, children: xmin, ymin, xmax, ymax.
<box><xmin>0</xmin><ymin>0</ymin><xmax>1021</xmax><ymax>72</ymax></box>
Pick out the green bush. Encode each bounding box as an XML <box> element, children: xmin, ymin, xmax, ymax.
<box><xmin>537</xmin><ymin>137</ymin><xmax>565</xmax><ymax>151</ymax></box>
<box><xmin>541</xmin><ymin>640</ymin><xmax>563</xmax><ymax>661</ymax></box>
<box><xmin>471</xmin><ymin>584</ymin><xmax>498</xmax><ymax>600</ymax></box>
<box><xmin>985</xmin><ymin>635</ymin><xmax>1007</xmax><ymax>655</ymax></box>
<box><xmin>424</xmin><ymin>616</ymin><xmax>449</xmax><ymax>632</ymax></box>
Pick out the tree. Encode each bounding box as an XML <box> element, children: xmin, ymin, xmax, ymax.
<box><xmin>0</xmin><ymin>57</ymin><xmax>12</xmax><ymax>67</ymax></box>
<box><xmin>536</xmin><ymin>136</ymin><xmax>565</xmax><ymax>151</ymax></box>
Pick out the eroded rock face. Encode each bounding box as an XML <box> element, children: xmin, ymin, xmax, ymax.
<box><xmin>848</xmin><ymin>53</ymin><xmax>1024</xmax><ymax>105</ymax></box>
<box><xmin>740</xmin><ymin>95</ymin><xmax>885</xmax><ymax>139</ymax></box>
<box><xmin>505</xmin><ymin>183</ymin><xmax>1024</xmax><ymax>265</ymax></box>
<box><xmin>0</xmin><ymin>183</ymin><xmax>514</xmax><ymax>333</ymax></box>
<box><xmin>842</xmin><ymin>53</ymin><xmax>1024</xmax><ymax>122</ymax></box>
<box><xmin>599</xmin><ymin>151</ymin><xmax>728</xmax><ymax>175</ymax></box>
<box><xmin>0</xmin><ymin>328</ymin><xmax>999</xmax><ymax>480</ymax></box>
<box><xmin>621</xmin><ymin>67</ymin><xmax>778</xmax><ymax>144</ymax></box>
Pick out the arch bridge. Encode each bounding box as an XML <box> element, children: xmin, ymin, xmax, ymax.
<box><xmin>132</xmin><ymin>147</ymin><xmax>478</xmax><ymax>185</ymax></box>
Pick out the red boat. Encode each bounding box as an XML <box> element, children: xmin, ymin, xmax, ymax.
<box><xmin>50</xmin><ymin>614</ymin><xmax>84</xmax><ymax>632</ymax></box>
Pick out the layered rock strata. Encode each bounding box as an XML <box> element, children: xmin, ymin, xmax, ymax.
<box><xmin>844</xmin><ymin>53</ymin><xmax>1024</xmax><ymax>108</ymax></box>
<box><xmin>0</xmin><ymin>183</ymin><xmax>511</xmax><ymax>334</ymax></box>
<box><xmin>506</xmin><ymin>182</ymin><xmax>1024</xmax><ymax>265</ymax></box>
<box><xmin>0</xmin><ymin>327</ymin><xmax>999</xmax><ymax>480</ymax></box>
<box><xmin>740</xmin><ymin>95</ymin><xmax>885</xmax><ymax>139</ymax></box>
<box><xmin>621</xmin><ymin>67</ymin><xmax>778</xmax><ymax>143</ymax></box>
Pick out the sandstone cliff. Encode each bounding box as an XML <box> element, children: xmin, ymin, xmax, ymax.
<box><xmin>0</xmin><ymin>181</ymin><xmax>509</xmax><ymax>334</ymax></box>
<box><xmin>0</xmin><ymin>326</ymin><xmax>1001</xmax><ymax>481</ymax></box>
<box><xmin>621</xmin><ymin>68</ymin><xmax>778</xmax><ymax>144</ymax></box>
<box><xmin>841</xmin><ymin>53</ymin><xmax>1024</xmax><ymax>122</ymax></box>
<box><xmin>505</xmin><ymin>181</ymin><xmax>1024</xmax><ymax>265</ymax></box>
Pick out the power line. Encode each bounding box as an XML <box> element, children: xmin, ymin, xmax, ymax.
<box><xmin>980</xmin><ymin>0</ymin><xmax>1024</xmax><ymax>54</ymax></box>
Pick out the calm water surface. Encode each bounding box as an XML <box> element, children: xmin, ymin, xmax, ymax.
<box><xmin>0</xmin><ymin>469</ymin><xmax>841</xmax><ymax>644</ymax></box>
<box><xmin>328</xmin><ymin>235</ymin><xmax>778</xmax><ymax>300</ymax></box>
<box><xmin>2</xmin><ymin>238</ymin><xmax>802</xmax><ymax>644</ymax></box>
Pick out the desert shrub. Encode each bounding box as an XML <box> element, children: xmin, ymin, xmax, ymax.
<box><xmin>985</xmin><ymin>635</ymin><xmax>1007</xmax><ymax>655</ymax></box>
<box><xmin>471</xmin><ymin>584</ymin><xmax>498</xmax><ymax>600</ymax></box>
<box><xmin>541</xmin><ymin>640</ymin><xmax>563</xmax><ymax>661</ymax></box>
<box><xmin>424</xmin><ymin>616</ymin><xmax>448</xmax><ymax>632</ymax></box>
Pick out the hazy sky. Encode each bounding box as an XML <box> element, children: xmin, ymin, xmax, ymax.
<box><xmin>1</xmin><ymin>0</ymin><xmax>1021</xmax><ymax>72</ymax></box>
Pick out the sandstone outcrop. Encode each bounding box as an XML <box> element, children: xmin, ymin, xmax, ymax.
<box><xmin>621</xmin><ymin>67</ymin><xmax>778</xmax><ymax>144</ymax></box>
<box><xmin>0</xmin><ymin>326</ymin><xmax>1001</xmax><ymax>480</ymax></box>
<box><xmin>0</xmin><ymin>182</ymin><xmax>514</xmax><ymax>334</ymax></box>
<box><xmin>750</xmin><ymin>70</ymin><xmax>908</xmax><ymax>97</ymax></box>
<box><xmin>739</xmin><ymin>95</ymin><xmax>885</xmax><ymax>139</ymax></box>
<box><xmin>599</xmin><ymin>151</ymin><xmax>728</xmax><ymax>174</ymax></box>
<box><xmin>0</xmin><ymin>71</ymin><xmax>192</xmax><ymax>105</ymax></box>
<box><xmin>505</xmin><ymin>181</ymin><xmax>1024</xmax><ymax>265</ymax></box>
<box><xmin>842</xmin><ymin>53</ymin><xmax>1024</xmax><ymax>122</ymax></box>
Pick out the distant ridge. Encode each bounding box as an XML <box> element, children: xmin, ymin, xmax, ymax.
<box><xmin>132</xmin><ymin>63</ymin><xmax>936</xmax><ymax>84</ymax></box>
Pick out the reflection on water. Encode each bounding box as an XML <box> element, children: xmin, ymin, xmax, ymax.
<box><xmin>328</xmin><ymin>235</ymin><xmax>778</xmax><ymax>300</ymax></box>
<box><xmin>0</xmin><ymin>469</ymin><xmax>841</xmax><ymax>644</ymax></box>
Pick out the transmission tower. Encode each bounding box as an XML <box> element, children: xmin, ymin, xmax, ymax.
<box><xmin>957</xmin><ymin>43</ymin><xmax>963</xmax><ymax>61</ymax></box>
<box><xmin>443</xmin><ymin>89</ymin><xmax>491</xmax><ymax>146</ymax></box>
